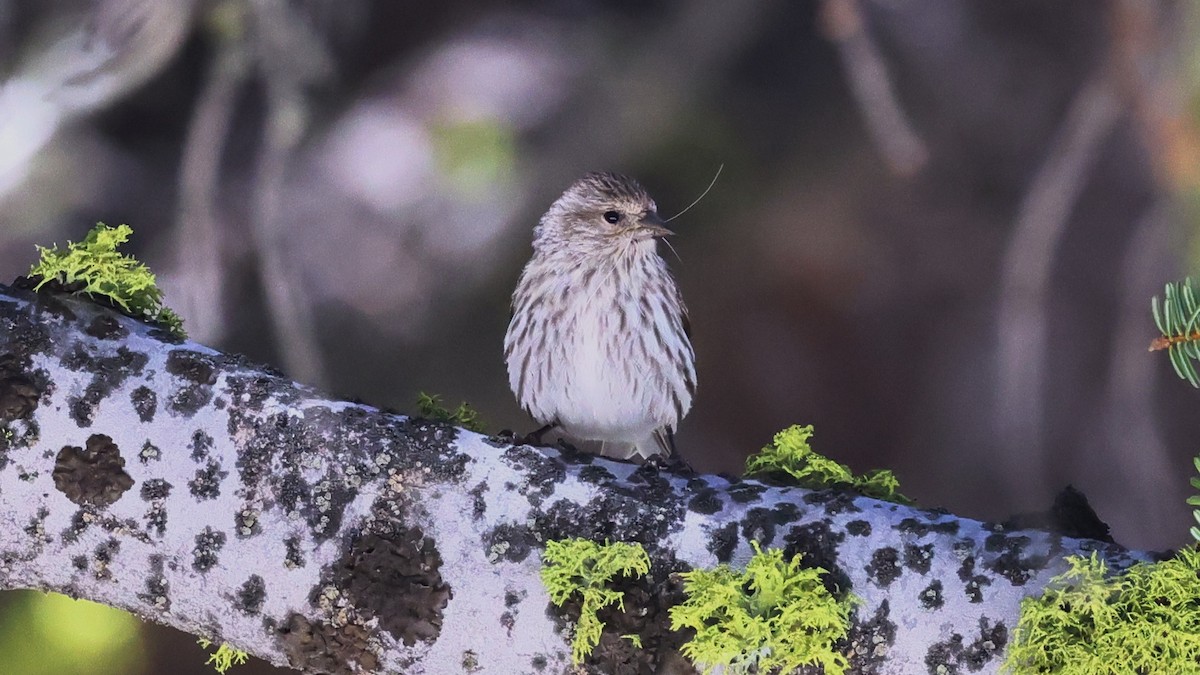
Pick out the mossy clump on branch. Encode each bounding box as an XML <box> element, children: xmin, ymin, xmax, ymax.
<box><xmin>28</xmin><ymin>223</ymin><xmax>185</xmax><ymax>338</ymax></box>
<box><xmin>197</xmin><ymin>639</ymin><xmax>249</xmax><ymax>674</ymax></box>
<box><xmin>744</xmin><ymin>424</ymin><xmax>910</xmax><ymax>504</ymax></box>
<box><xmin>540</xmin><ymin>538</ymin><xmax>650</xmax><ymax>664</ymax></box>
<box><xmin>1004</xmin><ymin>548</ymin><xmax>1200</xmax><ymax>674</ymax></box>
<box><xmin>415</xmin><ymin>392</ymin><xmax>484</xmax><ymax>432</ymax></box>
<box><xmin>669</xmin><ymin>541</ymin><xmax>857</xmax><ymax>675</ymax></box>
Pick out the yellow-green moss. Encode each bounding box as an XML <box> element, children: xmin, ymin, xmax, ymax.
<box><xmin>416</xmin><ymin>392</ymin><xmax>484</xmax><ymax>433</ymax></box>
<box><xmin>744</xmin><ymin>425</ymin><xmax>910</xmax><ymax>504</ymax></box>
<box><xmin>540</xmin><ymin>539</ymin><xmax>650</xmax><ymax>663</ymax></box>
<box><xmin>196</xmin><ymin>639</ymin><xmax>249</xmax><ymax>674</ymax></box>
<box><xmin>29</xmin><ymin>223</ymin><xmax>185</xmax><ymax>338</ymax></box>
<box><xmin>1004</xmin><ymin>548</ymin><xmax>1200</xmax><ymax>674</ymax></box>
<box><xmin>670</xmin><ymin>541</ymin><xmax>858</xmax><ymax>674</ymax></box>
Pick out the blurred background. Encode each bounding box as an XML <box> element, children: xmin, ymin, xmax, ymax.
<box><xmin>2</xmin><ymin>0</ymin><xmax>1199</xmax><ymax>672</ymax></box>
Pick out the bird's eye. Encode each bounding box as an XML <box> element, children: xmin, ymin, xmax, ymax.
<box><xmin>603</xmin><ymin>211</ymin><xmax>622</xmax><ymax>224</ymax></box>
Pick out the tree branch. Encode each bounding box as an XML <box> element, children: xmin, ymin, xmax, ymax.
<box><xmin>0</xmin><ymin>285</ymin><xmax>1145</xmax><ymax>674</ymax></box>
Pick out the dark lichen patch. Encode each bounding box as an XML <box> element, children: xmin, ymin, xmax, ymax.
<box><xmin>146</xmin><ymin>327</ymin><xmax>186</xmax><ymax>344</ymax></box>
<box><xmin>844</xmin><ymin>599</ymin><xmax>896</xmax><ymax>672</ymax></box>
<box><xmin>0</xmin><ymin>296</ymin><xmax>53</xmax><ymax>359</ymax></box>
<box><xmin>687</xmin><ymin>488</ymin><xmax>722</xmax><ymax>515</ymax></box>
<box><xmin>501</xmin><ymin>445</ymin><xmax>566</xmax><ymax>508</ymax></box>
<box><xmin>739</xmin><ymin>503</ymin><xmax>802</xmax><ymax>547</ymax></box>
<box><xmin>308</xmin><ymin>477</ymin><xmax>357</xmax><ymax>540</ymax></box>
<box><xmin>924</xmin><ymin>618</ymin><xmax>1007</xmax><ymax>675</ymax></box>
<box><xmin>956</xmin><ymin>552</ymin><xmax>992</xmax><ymax>603</ymax></box>
<box><xmin>285</xmin><ymin>536</ymin><xmax>305</xmax><ymax>569</ymax></box>
<box><xmin>235</xmin><ymin>507</ymin><xmax>262</xmax><ymax>538</ymax></box>
<box><xmin>577</xmin><ymin>464</ymin><xmax>616</xmax><ymax>484</ymax></box>
<box><xmin>230</xmin><ymin>410</ymin><xmax>294</xmax><ymax>486</ymax></box>
<box><xmin>468</xmin><ymin>481</ymin><xmax>488</xmax><ymax>520</ymax></box>
<box><xmin>139</xmin><ymin>554</ymin><xmax>170</xmax><ymax>610</ymax></box>
<box><xmin>166</xmin><ymin>350</ymin><xmax>217</xmax><ymax>385</ymax></box>
<box><xmin>130</xmin><ymin>386</ymin><xmax>157</xmax><ymax>422</ymax></box>
<box><xmin>222</xmin><ymin>372</ymin><xmax>299</xmax><ymax>418</ymax></box>
<box><xmin>0</xmin><ymin>354</ymin><xmax>42</xmax><ymax>425</ymax></box>
<box><xmin>801</xmin><ymin>489</ymin><xmax>862</xmax><ymax>515</ymax></box>
<box><xmin>400</xmin><ymin>417</ymin><xmax>473</xmax><ymax>481</ymax></box>
<box><xmin>898</xmin><ymin>517</ymin><xmax>960</xmax><ymax>538</ymax></box>
<box><xmin>904</xmin><ymin>543</ymin><xmax>935</xmax><ymax>575</ymax></box>
<box><xmin>140</xmin><ymin>478</ymin><xmax>172</xmax><ymax>536</ymax></box>
<box><xmin>484</xmin><ymin>523</ymin><xmax>537</xmax><ymax>564</ymax></box>
<box><xmin>23</xmin><ymin>507</ymin><xmax>49</xmax><ymax>542</ymax></box>
<box><xmin>138</xmin><ymin>440</ymin><xmax>161</xmax><ymax>463</ymax></box>
<box><xmin>188</xmin><ymin>460</ymin><xmax>227</xmax><ymax>500</ymax></box>
<box><xmin>531</xmin><ymin>476</ymin><xmax>687</xmax><ymax>547</ymax></box>
<box><xmin>865</xmin><ymin>547</ymin><xmax>902</xmax><ymax>588</ymax></box>
<box><xmin>140</xmin><ymin>478</ymin><xmax>172</xmax><ymax>501</ymax></box>
<box><xmin>725</xmin><ymin>480</ymin><xmax>768</xmax><ymax>504</ymax></box>
<box><xmin>60</xmin><ymin>343</ymin><xmax>148</xmax><ymax>427</ymax></box>
<box><xmin>277</xmin><ymin>612</ymin><xmax>379</xmax><ymax>675</ymax></box>
<box><xmin>982</xmin><ymin>533</ymin><xmax>1046</xmax><ymax>586</ymax></box>
<box><xmin>163</xmin><ymin>350</ymin><xmax>218</xmax><ymax>418</ymax></box>
<box><xmin>846</xmin><ymin>519</ymin><xmax>872</xmax><ymax>537</ymax></box>
<box><xmin>318</xmin><ymin>530</ymin><xmax>450</xmax><ymax>647</ymax></box>
<box><xmin>167</xmin><ymin>382</ymin><xmax>213</xmax><ymax>418</ymax></box>
<box><xmin>236</xmin><ymin>575</ymin><xmax>266</xmax><ymax>615</ymax></box>
<box><xmin>500</xmin><ymin>590</ymin><xmax>524</xmax><ymax>636</ymax></box>
<box><xmin>84</xmin><ymin>314</ymin><xmax>127</xmax><ymax>340</ymax></box>
<box><xmin>707</xmin><ymin>521</ymin><xmax>739</xmax><ymax>564</ymax></box>
<box><xmin>92</xmin><ymin>538</ymin><xmax>120</xmax><ymax>581</ymax></box>
<box><xmin>277</xmin><ymin>473</ymin><xmax>310</xmax><ymax>515</ymax></box>
<box><xmin>530</xmin><ymin>655</ymin><xmax>548</xmax><ymax>670</ymax></box>
<box><xmin>61</xmin><ymin>510</ymin><xmax>90</xmax><ymax>544</ymax></box>
<box><xmin>226</xmin><ymin>401</ymin><xmax>462</xmax><ymax>543</ymax></box>
<box><xmin>190</xmin><ymin>430</ymin><xmax>214</xmax><ymax>461</ymax></box>
<box><xmin>52</xmin><ymin>434</ymin><xmax>135</xmax><ymax>507</ymax></box>
<box><xmin>193</xmin><ymin>527</ymin><xmax>227</xmax><ymax>572</ymax></box>
<box><xmin>782</xmin><ymin>520</ymin><xmax>851</xmax><ymax>596</ymax></box>
<box><xmin>92</xmin><ymin>512</ymin><xmax>150</xmax><ymax>543</ymax></box>
<box><xmin>919</xmin><ymin>580</ymin><xmax>944</xmax><ymax>610</ymax></box>
<box><xmin>72</xmin><ymin>555</ymin><xmax>88</xmax><ymax>571</ymax></box>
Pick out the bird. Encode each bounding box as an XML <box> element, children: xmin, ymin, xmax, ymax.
<box><xmin>504</xmin><ymin>171</ymin><xmax>696</xmax><ymax>460</ymax></box>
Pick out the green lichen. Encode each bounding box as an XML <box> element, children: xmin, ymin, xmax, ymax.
<box><xmin>416</xmin><ymin>392</ymin><xmax>484</xmax><ymax>433</ymax></box>
<box><xmin>196</xmin><ymin>639</ymin><xmax>249</xmax><ymax>674</ymax></box>
<box><xmin>29</xmin><ymin>223</ymin><xmax>186</xmax><ymax>338</ymax></box>
<box><xmin>670</xmin><ymin>541</ymin><xmax>857</xmax><ymax>675</ymax></box>
<box><xmin>1004</xmin><ymin>548</ymin><xmax>1200</xmax><ymax>674</ymax></box>
<box><xmin>744</xmin><ymin>424</ymin><xmax>911</xmax><ymax>504</ymax></box>
<box><xmin>540</xmin><ymin>538</ymin><xmax>650</xmax><ymax>664</ymax></box>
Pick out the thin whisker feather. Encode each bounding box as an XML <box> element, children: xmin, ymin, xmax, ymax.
<box><xmin>664</xmin><ymin>164</ymin><xmax>724</xmax><ymax>223</ymax></box>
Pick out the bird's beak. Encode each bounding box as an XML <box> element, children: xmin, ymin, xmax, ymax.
<box><xmin>637</xmin><ymin>211</ymin><xmax>674</xmax><ymax>239</ymax></box>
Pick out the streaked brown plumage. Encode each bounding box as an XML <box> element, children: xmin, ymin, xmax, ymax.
<box><xmin>504</xmin><ymin>172</ymin><xmax>696</xmax><ymax>459</ymax></box>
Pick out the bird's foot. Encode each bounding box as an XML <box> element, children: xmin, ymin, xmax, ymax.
<box><xmin>641</xmin><ymin>452</ymin><xmax>694</xmax><ymax>476</ymax></box>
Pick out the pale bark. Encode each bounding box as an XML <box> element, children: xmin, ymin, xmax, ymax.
<box><xmin>0</xmin><ymin>285</ymin><xmax>1145</xmax><ymax>674</ymax></box>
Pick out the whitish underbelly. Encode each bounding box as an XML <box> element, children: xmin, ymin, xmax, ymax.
<box><xmin>551</xmin><ymin>302</ymin><xmax>659</xmax><ymax>442</ymax></box>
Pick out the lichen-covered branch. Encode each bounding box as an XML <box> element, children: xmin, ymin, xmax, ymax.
<box><xmin>0</xmin><ymin>285</ymin><xmax>1145</xmax><ymax>674</ymax></box>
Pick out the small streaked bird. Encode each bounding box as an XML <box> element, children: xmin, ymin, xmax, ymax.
<box><xmin>504</xmin><ymin>172</ymin><xmax>696</xmax><ymax>460</ymax></box>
